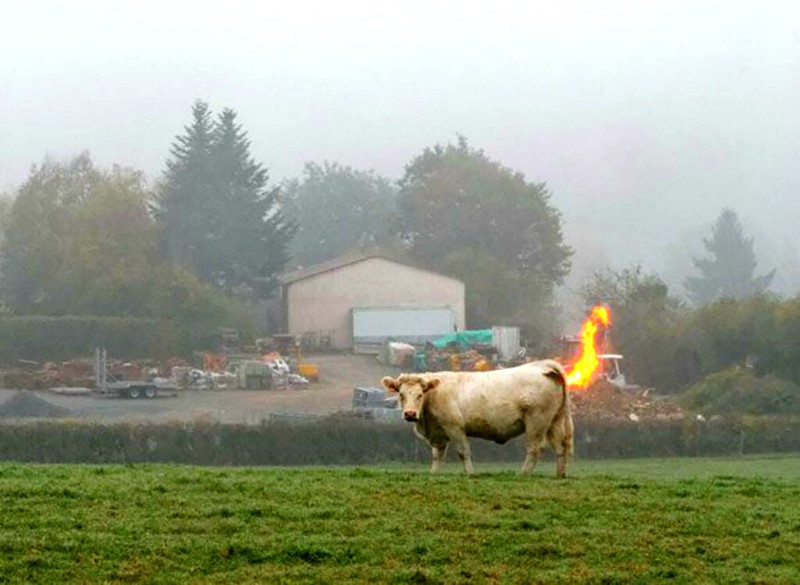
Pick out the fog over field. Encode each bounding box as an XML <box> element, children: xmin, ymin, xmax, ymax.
<box><xmin>1</xmin><ymin>1</ymin><xmax>798</xmax><ymax>312</ymax></box>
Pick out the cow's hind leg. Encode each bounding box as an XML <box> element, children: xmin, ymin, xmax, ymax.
<box><xmin>548</xmin><ymin>412</ymin><xmax>574</xmax><ymax>479</ymax></box>
<box><xmin>521</xmin><ymin>410</ymin><xmax>549</xmax><ymax>474</ymax></box>
<box><xmin>430</xmin><ymin>444</ymin><xmax>448</xmax><ymax>474</ymax></box>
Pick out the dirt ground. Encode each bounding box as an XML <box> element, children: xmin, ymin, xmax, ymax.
<box><xmin>0</xmin><ymin>354</ymin><xmax>401</xmax><ymax>424</ymax></box>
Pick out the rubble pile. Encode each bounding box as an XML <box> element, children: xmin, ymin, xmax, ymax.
<box><xmin>570</xmin><ymin>380</ymin><xmax>684</xmax><ymax>422</ymax></box>
<box><xmin>0</xmin><ymin>391</ymin><xmax>72</xmax><ymax>419</ymax></box>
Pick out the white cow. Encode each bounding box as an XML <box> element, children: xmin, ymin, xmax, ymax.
<box><xmin>382</xmin><ymin>360</ymin><xmax>573</xmax><ymax>477</ymax></box>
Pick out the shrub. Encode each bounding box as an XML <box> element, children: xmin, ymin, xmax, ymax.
<box><xmin>684</xmin><ymin>295</ymin><xmax>779</xmax><ymax>377</ymax></box>
<box><xmin>680</xmin><ymin>367</ymin><xmax>800</xmax><ymax>416</ymax></box>
<box><xmin>0</xmin><ymin>315</ymin><xmax>239</xmax><ymax>363</ymax></box>
<box><xmin>0</xmin><ymin>316</ymin><xmax>159</xmax><ymax>362</ymax></box>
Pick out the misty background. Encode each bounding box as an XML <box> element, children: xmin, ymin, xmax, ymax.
<box><xmin>2</xmin><ymin>0</ymin><xmax>798</xmax><ymax>323</ymax></box>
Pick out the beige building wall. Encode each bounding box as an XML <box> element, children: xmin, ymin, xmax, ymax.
<box><xmin>286</xmin><ymin>257</ymin><xmax>465</xmax><ymax>349</ymax></box>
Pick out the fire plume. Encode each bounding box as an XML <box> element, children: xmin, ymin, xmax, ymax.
<box><xmin>566</xmin><ymin>305</ymin><xmax>611</xmax><ymax>390</ymax></box>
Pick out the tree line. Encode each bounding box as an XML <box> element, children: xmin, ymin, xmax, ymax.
<box><xmin>0</xmin><ymin>104</ymin><xmax>578</xmax><ymax>346</ymax></box>
<box><xmin>0</xmin><ymin>100</ymin><xmax>793</xmax><ymax>395</ymax></box>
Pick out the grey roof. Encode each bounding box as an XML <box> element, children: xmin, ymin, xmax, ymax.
<box><xmin>279</xmin><ymin>251</ymin><xmax>464</xmax><ymax>286</ymax></box>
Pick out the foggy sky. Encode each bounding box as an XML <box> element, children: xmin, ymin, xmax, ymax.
<box><xmin>2</xmin><ymin>1</ymin><xmax>798</xmax><ymax>299</ymax></box>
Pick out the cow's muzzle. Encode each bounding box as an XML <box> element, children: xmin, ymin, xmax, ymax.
<box><xmin>403</xmin><ymin>411</ymin><xmax>418</xmax><ymax>422</ymax></box>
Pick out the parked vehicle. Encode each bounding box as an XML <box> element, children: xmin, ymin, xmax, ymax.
<box><xmin>597</xmin><ymin>354</ymin><xmax>628</xmax><ymax>388</ymax></box>
<box><xmin>351</xmin><ymin>386</ymin><xmax>401</xmax><ymax>422</ymax></box>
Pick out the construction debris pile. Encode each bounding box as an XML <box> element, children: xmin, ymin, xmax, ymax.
<box><xmin>570</xmin><ymin>380</ymin><xmax>684</xmax><ymax>422</ymax></box>
<box><xmin>188</xmin><ymin>350</ymin><xmax>314</xmax><ymax>390</ymax></box>
<box><xmin>0</xmin><ymin>358</ymin><xmax>188</xmax><ymax>391</ymax></box>
<box><xmin>0</xmin><ymin>345</ymin><xmax>316</xmax><ymax>394</ymax></box>
<box><xmin>422</xmin><ymin>347</ymin><xmax>496</xmax><ymax>372</ymax></box>
<box><xmin>418</xmin><ymin>329</ymin><xmax>505</xmax><ymax>372</ymax></box>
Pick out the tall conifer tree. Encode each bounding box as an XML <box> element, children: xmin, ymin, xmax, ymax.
<box><xmin>208</xmin><ymin>108</ymin><xmax>296</xmax><ymax>296</ymax></box>
<box><xmin>154</xmin><ymin>100</ymin><xmax>215</xmax><ymax>273</ymax></box>
<box><xmin>685</xmin><ymin>208</ymin><xmax>775</xmax><ymax>304</ymax></box>
<box><xmin>155</xmin><ymin>102</ymin><xmax>295</xmax><ymax>298</ymax></box>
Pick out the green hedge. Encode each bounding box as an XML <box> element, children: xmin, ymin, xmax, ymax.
<box><xmin>0</xmin><ymin>417</ymin><xmax>798</xmax><ymax>465</ymax></box>
<box><xmin>0</xmin><ymin>316</ymin><xmax>219</xmax><ymax>363</ymax></box>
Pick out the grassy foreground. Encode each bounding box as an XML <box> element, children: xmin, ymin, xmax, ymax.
<box><xmin>0</xmin><ymin>456</ymin><xmax>799</xmax><ymax>583</ymax></box>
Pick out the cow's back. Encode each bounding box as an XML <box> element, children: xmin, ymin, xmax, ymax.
<box><xmin>422</xmin><ymin>362</ymin><xmax>564</xmax><ymax>443</ymax></box>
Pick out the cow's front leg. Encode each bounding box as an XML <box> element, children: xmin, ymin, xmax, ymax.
<box><xmin>521</xmin><ymin>446</ymin><xmax>541</xmax><ymax>474</ymax></box>
<box><xmin>430</xmin><ymin>444</ymin><xmax>448</xmax><ymax>474</ymax></box>
<box><xmin>447</xmin><ymin>430</ymin><xmax>474</xmax><ymax>476</ymax></box>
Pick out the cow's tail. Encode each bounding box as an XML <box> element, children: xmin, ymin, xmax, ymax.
<box><xmin>539</xmin><ymin>360</ymin><xmax>574</xmax><ymax>457</ymax></box>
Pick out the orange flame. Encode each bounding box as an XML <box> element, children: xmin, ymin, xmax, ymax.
<box><xmin>566</xmin><ymin>305</ymin><xmax>611</xmax><ymax>390</ymax></box>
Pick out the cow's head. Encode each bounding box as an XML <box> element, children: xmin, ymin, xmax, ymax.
<box><xmin>381</xmin><ymin>374</ymin><xmax>440</xmax><ymax>422</ymax></box>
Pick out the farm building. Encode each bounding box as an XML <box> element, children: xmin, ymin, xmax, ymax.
<box><xmin>278</xmin><ymin>252</ymin><xmax>466</xmax><ymax>352</ymax></box>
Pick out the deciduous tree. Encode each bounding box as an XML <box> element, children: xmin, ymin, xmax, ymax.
<box><xmin>283</xmin><ymin>161</ymin><xmax>396</xmax><ymax>267</ymax></box>
<box><xmin>397</xmin><ymin>137</ymin><xmax>571</xmax><ymax>341</ymax></box>
<box><xmin>0</xmin><ymin>153</ymin><xmax>249</xmax><ymax>333</ymax></box>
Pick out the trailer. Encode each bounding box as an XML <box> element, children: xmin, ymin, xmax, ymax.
<box><xmin>94</xmin><ymin>348</ymin><xmax>178</xmax><ymax>399</ymax></box>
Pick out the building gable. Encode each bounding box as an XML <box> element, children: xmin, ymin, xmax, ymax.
<box><xmin>282</xmin><ymin>255</ymin><xmax>466</xmax><ymax>349</ymax></box>
<box><xmin>280</xmin><ymin>252</ymin><xmax>463</xmax><ymax>289</ymax></box>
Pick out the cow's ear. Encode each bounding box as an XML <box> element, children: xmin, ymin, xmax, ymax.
<box><xmin>381</xmin><ymin>376</ymin><xmax>400</xmax><ymax>393</ymax></box>
<box><xmin>423</xmin><ymin>378</ymin><xmax>440</xmax><ymax>393</ymax></box>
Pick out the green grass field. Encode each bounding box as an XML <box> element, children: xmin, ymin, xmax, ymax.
<box><xmin>1</xmin><ymin>456</ymin><xmax>799</xmax><ymax>584</ymax></box>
